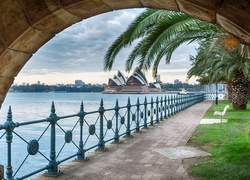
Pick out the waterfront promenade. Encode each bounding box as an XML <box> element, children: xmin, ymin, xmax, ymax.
<box><xmin>34</xmin><ymin>100</ymin><xmax>213</xmax><ymax>180</ymax></box>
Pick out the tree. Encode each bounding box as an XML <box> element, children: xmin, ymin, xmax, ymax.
<box><xmin>103</xmin><ymin>9</ymin><xmax>250</xmax><ymax>110</ymax></box>
<box><xmin>104</xmin><ymin>9</ymin><xmax>224</xmax><ymax>77</ymax></box>
<box><xmin>187</xmin><ymin>38</ymin><xmax>250</xmax><ymax>109</ymax></box>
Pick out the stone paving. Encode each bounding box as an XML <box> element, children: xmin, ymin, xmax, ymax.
<box><xmin>34</xmin><ymin>100</ymin><xmax>213</xmax><ymax>180</ymax></box>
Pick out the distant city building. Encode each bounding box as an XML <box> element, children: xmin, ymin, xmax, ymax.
<box><xmin>204</xmin><ymin>83</ymin><xmax>225</xmax><ymax>92</ymax></box>
<box><xmin>75</xmin><ymin>80</ymin><xmax>84</xmax><ymax>87</ymax></box>
<box><xmin>103</xmin><ymin>67</ymin><xmax>163</xmax><ymax>94</ymax></box>
<box><xmin>156</xmin><ymin>74</ymin><xmax>161</xmax><ymax>83</ymax></box>
<box><xmin>174</xmin><ymin>79</ymin><xmax>181</xmax><ymax>84</ymax></box>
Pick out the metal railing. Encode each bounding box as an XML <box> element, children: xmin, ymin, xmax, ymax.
<box><xmin>0</xmin><ymin>94</ymin><xmax>204</xmax><ymax>180</ymax></box>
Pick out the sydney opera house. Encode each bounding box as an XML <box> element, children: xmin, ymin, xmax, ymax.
<box><xmin>103</xmin><ymin>67</ymin><xmax>163</xmax><ymax>94</ymax></box>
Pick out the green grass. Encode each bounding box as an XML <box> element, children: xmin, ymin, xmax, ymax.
<box><xmin>188</xmin><ymin>100</ymin><xmax>250</xmax><ymax>180</ymax></box>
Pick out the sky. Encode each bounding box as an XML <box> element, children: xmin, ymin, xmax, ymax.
<box><xmin>14</xmin><ymin>8</ymin><xmax>198</xmax><ymax>85</ymax></box>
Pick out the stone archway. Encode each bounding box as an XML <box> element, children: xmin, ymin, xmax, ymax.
<box><xmin>0</xmin><ymin>0</ymin><xmax>250</xmax><ymax>108</ymax></box>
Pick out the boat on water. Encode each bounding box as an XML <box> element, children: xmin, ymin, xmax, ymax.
<box><xmin>177</xmin><ymin>89</ymin><xmax>189</xmax><ymax>95</ymax></box>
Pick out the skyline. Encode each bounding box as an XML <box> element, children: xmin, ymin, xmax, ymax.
<box><xmin>15</xmin><ymin>8</ymin><xmax>198</xmax><ymax>85</ymax></box>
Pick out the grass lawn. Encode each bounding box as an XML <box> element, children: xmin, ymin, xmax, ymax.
<box><xmin>188</xmin><ymin>100</ymin><xmax>250</xmax><ymax>180</ymax></box>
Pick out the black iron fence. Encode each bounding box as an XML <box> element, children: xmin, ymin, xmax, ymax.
<box><xmin>0</xmin><ymin>94</ymin><xmax>204</xmax><ymax>179</ymax></box>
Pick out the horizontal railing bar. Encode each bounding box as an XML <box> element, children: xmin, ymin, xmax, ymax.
<box><xmin>58</xmin><ymin>153</ymin><xmax>79</xmax><ymax>165</ymax></box>
<box><xmin>104</xmin><ymin>107</ymin><xmax>115</xmax><ymax>111</ymax></box>
<box><xmin>104</xmin><ymin>138</ymin><xmax>115</xmax><ymax>144</ymax></box>
<box><xmin>18</xmin><ymin>118</ymin><xmax>48</xmax><ymax>126</ymax></box>
<box><xmin>17</xmin><ymin>166</ymin><xmax>49</xmax><ymax>180</ymax></box>
<box><xmin>58</xmin><ymin>113</ymin><xmax>79</xmax><ymax>119</ymax></box>
<box><xmin>118</xmin><ymin>105</ymin><xmax>127</xmax><ymax>109</ymax></box>
<box><xmin>119</xmin><ymin>132</ymin><xmax>128</xmax><ymax>137</ymax></box>
<box><xmin>85</xmin><ymin>110</ymin><xmax>100</xmax><ymax>114</ymax></box>
<box><xmin>84</xmin><ymin>144</ymin><xmax>99</xmax><ymax>152</ymax></box>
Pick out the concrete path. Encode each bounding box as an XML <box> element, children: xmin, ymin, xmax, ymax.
<box><xmin>34</xmin><ymin>100</ymin><xmax>213</xmax><ymax>180</ymax></box>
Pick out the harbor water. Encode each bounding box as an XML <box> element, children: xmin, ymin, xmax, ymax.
<box><xmin>0</xmin><ymin>92</ymin><xmax>170</xmax><ymax>179</ymax></box>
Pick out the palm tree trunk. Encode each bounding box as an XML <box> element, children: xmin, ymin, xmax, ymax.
<box><xmin>231</xmin><ymin>71</ymin><xmax>249</xmax><ymax>110</ymax></box>
<box><xmin>227</xmin><ymin>81</ymin><xmax>232</xmax><ymax>102</ymax></box>
<box><xmin>248</xmin><ymin>81</ymin><xmax>250</xmax><ymax>100</ymax></box>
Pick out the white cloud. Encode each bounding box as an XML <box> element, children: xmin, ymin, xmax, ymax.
<box><xmin>15</xmin><ymin>8</ymin><xmax>198</xmax><ymax>85</ymax></box>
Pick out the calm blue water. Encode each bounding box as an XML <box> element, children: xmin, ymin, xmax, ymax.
<box><xmin>0</xmin><ymin>92</ymin><xmax>166</xmax><ymax>121</ymax></box>
<box><xmin>0</xmin><ymin>92</ymin><xmax>169</xmax><ymax>179</ymax></box>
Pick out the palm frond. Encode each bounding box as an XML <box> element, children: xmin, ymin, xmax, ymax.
<box><xmin>104</xmin><ymin>9</ymin><xmax>160</xmax><ymax>70</ymax></box>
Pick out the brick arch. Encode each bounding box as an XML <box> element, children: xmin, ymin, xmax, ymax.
<box><xmin>0</xmin><ymin>0</ymin><xmax>250</xmax><ymax>108</ymax></box>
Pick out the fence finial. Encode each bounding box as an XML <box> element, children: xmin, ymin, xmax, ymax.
<box><xmin>51</xmin><ymin>101</ymin><xmax>55</xmax><ymax>113</ymax></box>
<box><xmin>80</xmin><ymin>101</ymin><xmax>84</xmax><ymax>112</ymax></box>
<box><xmin>100</xmin><ymin>98</ymin><xmax>104</xmax><ymax>107</ymax></box>
<box><xmin>144</xmin><ymin>96</ymin><xmax>147</xmax><ymax>104</ymax></box>
<box><xmin>7</xmin><ymin>106</ymin><xmax>12</xmax><ymax>121</ymax></box>
<box><xmin>115</xmin><ymin>99</ymin><xmax>119</xmax><ymax>106</ymax></box>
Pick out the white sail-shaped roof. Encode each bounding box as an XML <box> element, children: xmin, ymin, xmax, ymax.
<box><xmin>108</xmin><ymin>78</ymin><xmax>122</xmax><ymax>86</ymax></box>
<box><xmin>150</xmin><ymin>83</ymin><xmax>161</xmax><ymax>89</ymax></box>
<box><xmin>108</xmin><ymin>68</ymin><xmax>149</xmax><ymax>86</ymax></box>
<box><xmin>117</xmin><ymin>70</ymin><xmax>127</xmax><ymax>84</ymax></box>
<box><xmin>114</xmin><ymin>75</ymin><xmax>126</xmax><ymax>85</ymax></box>
<box><xmin>133</xmin><ymin>72</ymin><xmax>148</xmax><ymax>86</ymax></box>
<box><xmin>133</xmin><ymin>75</ymin><xmax>147</xmax><ymax>85</ymax></box>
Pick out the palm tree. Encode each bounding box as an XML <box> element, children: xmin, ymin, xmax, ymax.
<box><xmin>103</xmin><ymin>9</ymin><xmax>250</xmax><ymax>109</ymax></box>
<box><xmin>187</xmin><ymin>38</ymin><xmax>250</xmax><ymax>109</ymax></box>
<box><xmin>104</xmin><ymin>9</ymin><xmax>224</xmax><ymax>77</ymax></box>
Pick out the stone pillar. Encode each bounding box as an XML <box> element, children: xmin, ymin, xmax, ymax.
<box><xmin>0</xmin><ymin>164</ymin><xmax>3</xmax><ymax>179</ymax></box>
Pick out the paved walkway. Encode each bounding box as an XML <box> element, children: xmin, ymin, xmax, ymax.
<box><xmin>34</xmin><ymin>100</ymin><xmax>213</xmax><ymax>180</ymax></box>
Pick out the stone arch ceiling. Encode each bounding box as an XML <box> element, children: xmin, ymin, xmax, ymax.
<box><xmin>0</xmin><ymin>0</ymin><xmax>250</xmax><ymax>108</ymax></box>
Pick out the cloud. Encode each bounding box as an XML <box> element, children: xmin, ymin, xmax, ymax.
<box><xmin>16</xmin><ymin>8</ymin><xmax>198</xmax><ymax>85</ymax></box>
<box><xmin>20</xmin><ymin>9</ymin><xmax>144</xmax><ymax>76</ymax></box>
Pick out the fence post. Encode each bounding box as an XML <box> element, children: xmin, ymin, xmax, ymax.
<box><xmin>176</xmin><ymin>95</ymin><xmax>179</xmax><ymax>113</ymax></box>
<box><xmin>125</xmin><ymin>97</ymin><xmax>131</xmax><ymax>137</ymax></box>
<box><xmin>164</xmin><ymin>96</ymin><xmax>167</xmax><ymax>119</ymax></box>
<box><xmin>97</xmin><ymin>99</ymin><xmax>106</xmax><ymax>151</ymax></box>
<box><xmin>114</xmin><ymin>99</ymin><xmax>120</xmax><ymax>143</ymax></box>
<box><xmin>180</xmin><ymin>95</ymin><xmax>183</xmax><ymax>111</ymax></box>
<box><xmin>135</xmin><ymin>98</ymin><xmax>140</xmax><ymax>132</ymax></box>
<box><xmin>156</xmin><ymin>96</ymin><xmax>159</xmax><ymax>123</ymax></box>
<box><xmin>160</xmin><ymin>96</ymin><xmax>163</xmax><ymax>121</ymax></box>
<box><xmin>77</xmin><ymin>102</ymin><xmax>87</xmax><ymax>160</ymax></box>
<box><xmin>167</xmin><ymin>96</ymin><xmax>171</xmax><ymax>117</ymax></box>
<box><xmin>173</xmin><ymin>95</ymin><xmax>176</xmax><ymax>114</ymax></box>
<box><xmin>150</xmin><ymin>97</ymin><xmax>154</xmax><ymax>126</ymax></box>
<box><xmin>188</xmin><ymin>95</ymin><xmax>191</xmax><ymax>107</ymax></box>
<box><xmin>4</xmin><ymin>106</ymin><xmax>15</xmax><ymax>180</ymax></box>
<box><xmin>184</xmin><ymin>95</ymin><xmax>187</xmax><ymax>109</ymax></box>
<box><xmin>143</xmin><ymin>97</ymin><xmax>148</xmax><ymax>129</ymax></box>
<box><xmin>170</xmin><ymin>95</ymin><xmax>174</xmax><ymax>116</ymax></box>
<box><xmin>47</xmin><ymin>102</ymin><xmax>60</xmax><ymax>176</ymax></box>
